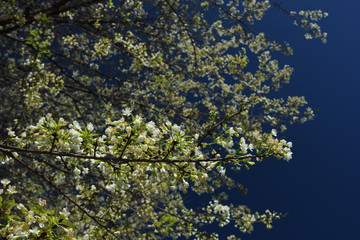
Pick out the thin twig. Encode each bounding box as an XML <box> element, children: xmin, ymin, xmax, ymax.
<box><xmin>0</xmin><ymin>143</ymin><xmax>258</xmax><ymax>164</ymax></box>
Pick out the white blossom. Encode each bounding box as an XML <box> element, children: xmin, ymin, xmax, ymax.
<box><xmin>8</xmin><ymin>130</ymin><xmax>15</xmax><ymax>137</ymax></box>
<box><xmin>72</xmin><ymin>120</ymin><xmax>81</xmax><ymax>130</ymax></box>
<box><xmin>122</xmin><ymin>108</ymin><xmax>132</xmax><ymax>116</ymax></box>
<box><xmin>7</xmin><ymin>185</ymin><xmax>17</xmax><ymax>194</ymax></box>
<box><xmin>228</xmin><ymin>127</ymin><xmax>235</xmax><ymax>136</ymax></box>
<box><xmin>74</xmin><ymin>167</ymin><xmax>81</xmax><ymax>176</ymax></box>
<box><xmin>133</xmin><ymin>115</ymin><xmax>142</xmax><ymax>125</ymax></box>
<box><xmin>87</xmin><ymin>122</ymin><xmax>94</xmax><ymax>131</ymax></box>
<box><xmin>29</xmin><ymin>228</ymin><xmax>40</xmax><ymax>235</ymax></box>
<box><xmin>271</xmin><ymin>129</ymin><xmax>277</xmax><ymax>137</ymax></box>
<box><xmin>60</xmin><ymin>208</ymin><xmax>70</xmax><ymax>219</ymax></box>
<box><xmin>1</xmin><ymin>179</ymin><xmax>11</xmax><ymax>185</ymax></box>
<box><xmin>106</xmin><ymin>183</ymin><xmax>116</xmax><ymax>193</ymax></box>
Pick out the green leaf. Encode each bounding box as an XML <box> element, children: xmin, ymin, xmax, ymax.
<box><xmin>25</xmin><ymin>36</ymin><xmax>33</xmax><ymax>45</ymax></box>
<box><xmin>29</xmin><ymin>204</ymin><xmax>45</xmax><ymax>215</ymax></box>
<box><xmin>29</xmin><ymin>30</ymin><xmax>37</xmax><ymax>37</ymax></box>
<box><xmin>244</xmin><ymin>164</ymin><xmax>250</xmax><ymax>170</ymax></box>
<box><xmin>39</xmin><ymin>14</ymin><xmax>53</xmax><ymax>23</ymax></box>
<box><xmin>5</xmin><ymin>199</ymin><xmax>17</xmax><ymax>210</ymax></box>
<box><xmin>60</xmin><ymin>219</ymin><xmax>75</xmax><ymax>229</ymax></box>
<box><xmin>9</xmin><ymin>215</ymin><xmax>21</xmax><ymax>221</ymax></box>
<box><xmin>54</xmin><ymin>197</ymin><xmax>60</xmax><ymax>216</ymax></box>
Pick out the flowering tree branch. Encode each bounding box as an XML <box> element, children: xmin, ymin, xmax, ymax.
<box><xmin>0</xmin><ymin>0</ymin><xmax>327</xmax><ymax>238</ymax></box>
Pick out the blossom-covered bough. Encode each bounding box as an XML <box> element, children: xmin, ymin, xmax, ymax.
<box><xmin>0</xmin><ymin>0</ymin><xmax>327</xmax><ymax>239</ymax></box>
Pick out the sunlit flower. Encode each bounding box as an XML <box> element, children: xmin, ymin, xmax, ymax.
<box><xmin>72</xmin><ymin>120</ymin><xmax>81</xmax><ymax>130</ymax></box>
<box><xmin>271</xmin><ymin>129</ymin><xmax>277</xmax><ymax>137</ymax></box>
<box><xmin>228</xmin><ymin>127</ymin><xmax>235</xmax><ymax>136</ymax></box>
<box><xmin>8</xmin><ymin>130</ymin><xmax>15</xmax><ymax>137</ymax></box>
<box><xmin>133</xmin><ymin>115</ymin><xmax>142</xmax><ymax>125</ymax></box>
<box><xmin>29</xmin><ymin>227</ymin><xmax>40</xmax><ymax>235</ymax></box>
<box><xmin>284</xmin><ymin>150</ymin><xmax>292</xmax><ymax>161</ymax></box>
<box><xmin>60</xmin><ymin>208</ymin><xmax>70</xmax><ymax>219</ymax></box>
<box><xmin>17</xmin><ymin>203</ymin><xmax>26</xmax><ymax>211</ymax></box>
<box><xmin>7</xmin><ymin>185</ymin><xmax>17</xmax><ymax>194</ymax></box>
<box><xmin>122</xmin><ymin>108</ymin><xmax>132</xmax><ymax>116</ymax></box>
<box><xmin>172</xmin><ymin>124</ymin><xmax>181</xmax><ymax>133</ymax></box>
<box><xmin>1</xmin><ymin>179</ymin><xmax>10</xmax><ymax>185</ymax></box>
<box><xmin>74</xmin><ymin>167</ymin><xmax>81</xmax><ymax>176</ymax></box>
<box><xmin>87</xmin><ymin>122</ymin><xmax>94</xmax><ymax>131</ymax></box>
<box><xmin>146</xmin><ymin>121</ymin><xmax>155</xmax><ymax>130</ymax></box>
<box><xmin>105</xmin><ymin>183</ymin><xmax>116</xmax><ymax>193</ymax></box>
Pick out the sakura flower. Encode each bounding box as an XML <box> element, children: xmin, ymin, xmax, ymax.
<box><xmin>29</xmin><ymin>228</ymin><xmax>40</xmax><ymax>235</ymax></box>
<box><xmin>228</xmin><ymin>127</ymin><xmax>235</xmax><ymax>136</ymax></box>
<box><xmin>7</xmin><ymin>185</ymin><xmax>17</xmax><ymax>194</ymax></box>
<box><xmin>74</xmin><ymin>167</ymin><xmax>81</xmax><ymax>176</ymax></box>
<box><xmin>8</xmin><ymin>130</ymin><xmax>15</xmax><ymax>137</ymax></box>
<box><xmin>271</xmin><ymin>129</ymin><xmax>277</xmax><ymax>137</ymax></box>
<box><xmin>122</xmin><ymin>108</ymin><xmax>132</xmax><ymax>116</ymax></box>
<box><xmin>60</xmin><ymin>208</ymin><xmax>70</xmax><ymax>219</ymax></box>
<box><xmin>1</xmin><ymin>179</ymin><xmax>10</xmax><ymax>185</ymax></box>
<box><xmin>105</xmin><ymin>183</ymin><xmax>116</xmax><ymax>193</ymax></box>
<box><xmin>72</xmin><ymin>120</ymin><xmax>81</xmax><ymax>130</ymax></box>
<box><xmin>146</xmin><ymin>121</ymin><xmax>155</xmax><ymax>130</ymax></box>
<box><xmin>133</xmin><ymin>115</ymin><xmax>142</xmax><ymax>125</ymax></box>
<box><xmin>87</xmin><ymin>122</ymin><xmax>94</xmax><ymax>131</ymax></box>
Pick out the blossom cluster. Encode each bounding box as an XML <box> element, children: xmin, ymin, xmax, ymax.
<box><xmin>0</xmin><ymin>179</ymin><xmax>74</xmax><ymax>239</ymax></box>
<box><xmin>290</xmin><ymin>9</ymin><xmax>328</xmax><ymax>43</ymax></box>
<box><xmin>0</xmin><ymin>0</ymin><xmax>326</xmax><ymax>238</ymax></box>
<box><xmin>0</xmin><ymin>111</ymin><xmax>292</xmax><ymax>238</ymax></box>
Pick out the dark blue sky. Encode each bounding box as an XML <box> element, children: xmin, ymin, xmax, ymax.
<box><xmin>232</xmin><ymin>0</ymin><xmax>359</xmax><ymax>239</ymax></box>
